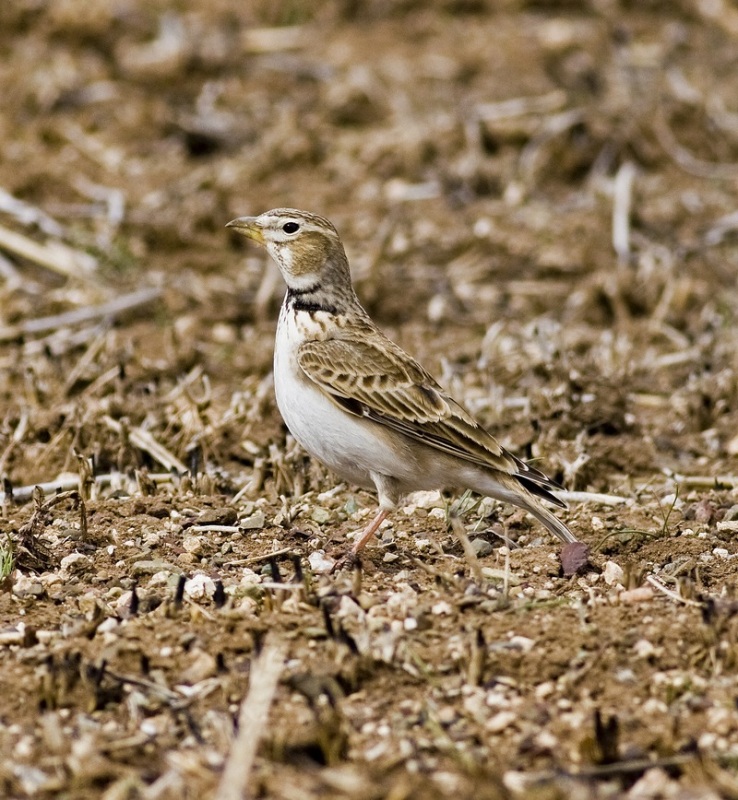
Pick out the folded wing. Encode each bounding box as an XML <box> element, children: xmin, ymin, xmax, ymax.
<box><xmin>297</xmin><ymin>329</ymin><xmax>563</xmax><ymax>505</ymax></box>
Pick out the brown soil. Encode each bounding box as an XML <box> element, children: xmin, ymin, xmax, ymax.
<box><xmin>1</xmin><ymin>1</ymin><xmax>738</xmax><ymax>798</ymax></box>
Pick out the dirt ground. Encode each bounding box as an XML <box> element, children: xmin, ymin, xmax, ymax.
<box><xmin>2</xmin><ymin>1</ymin><xmax>738</xmax><ymax>798</ymax></box>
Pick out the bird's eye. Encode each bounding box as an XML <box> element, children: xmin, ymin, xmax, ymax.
<box><xmin>282</xmin><ymin>222</ymin><xmax>300</xmax><ymax>234</ymax></box>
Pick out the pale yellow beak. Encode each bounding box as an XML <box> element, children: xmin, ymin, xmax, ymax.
<box><xmin>226</xmin><ymin>216</ymin><xmax>265</xmax><ymax>245</ymax></box>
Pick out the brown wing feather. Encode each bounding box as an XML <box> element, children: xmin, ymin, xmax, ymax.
<box><xmin>297</xmin><ymin>331</ymin><xmax>520</xmax><ymax>477</ymax></box>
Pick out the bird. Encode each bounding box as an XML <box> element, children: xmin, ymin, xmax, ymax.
<box><xmin>226</xmin><ymin>208</ymin><xmax>578</xmax><ymax>558</ymax></box>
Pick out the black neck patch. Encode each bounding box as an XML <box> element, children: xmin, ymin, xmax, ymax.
<box><xmin>286</xmin><ymin>287</ymin><xmax>338</xmax><ymax>315</ymax></box>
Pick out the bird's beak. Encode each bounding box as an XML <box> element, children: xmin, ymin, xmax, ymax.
<box><xmin>226</xmin><ymin>216</ymin><xmax>265</xmax><ymax>245</ymax></box>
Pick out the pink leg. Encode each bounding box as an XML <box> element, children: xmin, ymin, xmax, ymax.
<box><xmin>351</xmin><ymin>508</ymin><xmax>389</xmax><ymax>554</ymax></box>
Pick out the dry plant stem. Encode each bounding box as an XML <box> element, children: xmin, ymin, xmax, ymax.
<box><xmin>502</xmin><ymin>546</ymin><xmax>511</xmax><ymax>603</ymax></box>
<box><xmin>449</xmin><ymin>514</ymin><xmax>484</xmax><ymax>583</ymax></box>
<box><xmin>0</xmin><ymin>287</ymin><xmax>161</xmax><ymax>342</ymax></box>
<box><xmin>188</xmin><ymin>525</ymin><xmax>241</xmax><ymax>534</ymax></box>
<box><xmin>0</xmin><ymin>222</ymin><xmax>96</xmax><ymax>278</ymax></box>
<box><xmin>646</xmin><ymin>574</ymin><xmax>702</xmax><ymax>608</ymax></box>
<box><xmin>217</xmin><ymin>640</ymin><xmax>287</xmax><ymax>800</ymax></box>
<box><xmin>556</xmin><ymin>490</ymin><xmax>629</xmax><ymax>506</ymax></box>
<box><xmin>103</xmin><ymin>667</ymin><xmax>183</xmax><ymax>705</ymax></box>
<box><xmin>476</xmin><ymin>89</ymin><xmax>567</xmax><ymax>121</ymax></box>
<box><xmin>612</xmin><ymin>161</ymin><xmax>636</xmax><ymax>264</ymax></box>
<box><xmin>103</xmin><ymin>415</ymin><xmax>187</xmax><ymax>473</ymax></box>
<box><xmin>241</xmin><ymin>25</ymin><xmax>306</xmax><ymax>53</ymax></box>
<box><xmin>0</xmin><ymin>251</ymin><xmax>28</xmax><ymax>291</ymax></box>
<box><xmin>0</xmin><ymin>187</ymin><xmax>65</xmax><ymax>237</ymax></box>
<box><xmin>519</xmin><ymin>109</ymin><xmax>584</xmax><ymax>183</ymax></box>
<box><xmin>669</xmin><ymin>474</ymin><xmax>738</xmax><ymax>488</ymax></box>
<box><xmin>654</xmin><ymin>109</ymin><xmax>738</xmax><ymax>179</ymax></box>
<box><xmin>0</xmin><ymin>411</ymin><xmax>28</xmax><ymax>475</ymax></box>
<box><xmin>517</xmin><ymin>752</ymin><xmax>696</xmax><ymax>786</ymax></box>
<box><xmin>351</xmin><ymin>507</ymin><xmax>389</xmax><ymax>553</ymax></box>
<box><xmin>0</xmin><ymin>472</ymin><xmax>173</xmax><ymax>506</ymax></box>
<box><xmin>62</xmin><ymin>326</ymin><xmax>110</xmax><ymax>395</ymax></box>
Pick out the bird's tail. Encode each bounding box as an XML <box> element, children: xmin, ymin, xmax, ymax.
<box><xmin>517</xmin><ymin>496</ymin><xmax>578</xmax><ymax>544</ymax></box>
<box><xmin>469</xmin><ymin>471</ymin><xmax>578</xmax><ymax>544</ymax></box>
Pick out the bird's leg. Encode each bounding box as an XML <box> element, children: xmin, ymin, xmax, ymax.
<box><xmin>351</xmin><ymin>507</ymin><xmax>389</xmax><ymax>553</ymax></box>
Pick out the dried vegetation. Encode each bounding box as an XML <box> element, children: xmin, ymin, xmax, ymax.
<box><xmin>2</xmin><ymin>1</ymin><xmax>738</xmax><ymax>798</ymax></box>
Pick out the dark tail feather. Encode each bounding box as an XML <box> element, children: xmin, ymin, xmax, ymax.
<box><xmin>521</xmin><ymin>498</ymin><xmax>578</xmax><ymax>544</ymax></box>
<box><xmin>517</xmin><ymin>475</ymin><xmax>566</xmax><ymax>509</ymax></box>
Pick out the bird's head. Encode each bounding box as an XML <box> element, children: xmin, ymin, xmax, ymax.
<box><xmin>226</xmin><ymin>208</ymin><xmax>349</xmax><ymax>292</ymax></box>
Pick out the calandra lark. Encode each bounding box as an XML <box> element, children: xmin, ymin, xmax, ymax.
<box><xmin>227</xmin><ymin>209</ymin><xmax>578</xmax><ymax>556</ymax></box>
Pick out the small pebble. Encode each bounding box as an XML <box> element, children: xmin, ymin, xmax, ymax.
<box><xmin>633</xmin><ymin>639</ymin><xmax>656</xmax><ymax>659</ymax></box>
<box><xmin>198</xmin><ymin>507</ymin><xmax>237</xmax><ymax>526</ymax></box>
<box><xmin>60</xmin><ymin>552</ymin><xmax>92</xmax><ymax>574</ymax></box>
<box><xmin>184</xmin><ymin>573</ymin><xmax>216</xmax><ymax>600</ymax></box>
<box><xmin>486</xmin><ymin>710</ymin><xmax>517</xmax><ymax>733</ymax></box>
<box><xmin>308</xmin><ymin>550</ymin><xmax>335</xmax><ymax>574</ymax></box>
<box><xmin>311</xmin><ymin>507</ymin><xmax>331</xmax><ymax>524</ymax></box>
<box><xmin>471</xmin><ymin>537</ymin><xmax>493</xmax><ymax>557</ymax></box>
<box><xmin>131</xmin><ymin>559</ymin><xmax>178</xmax><ymax>576</ymax></box>
<box><xmin>603</xmin><ymin>560</ymin><xmax>624</xmax><ymax>586</ymax></box>
<box><xmin>240</xmin><ymin>510</ymin><xmax>266</xmax><ymax>529</ymax></box>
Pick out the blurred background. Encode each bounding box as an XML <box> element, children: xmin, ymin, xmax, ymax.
<box><xmin>1</xmin><ymin>0</ymin><xmax>737</xmax><ymax>501</ymax></box>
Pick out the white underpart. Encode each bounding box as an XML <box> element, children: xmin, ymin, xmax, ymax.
<box><xmin>274</xmin><ymin>307</ymin><xmax>420</xmax><ymax>506</ymax></box>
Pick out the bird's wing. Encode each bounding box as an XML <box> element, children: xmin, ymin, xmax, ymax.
<box><xmin>297</xmin><ymin>329</ymin><xmax>558</xmax><ymax>492</ymax></box>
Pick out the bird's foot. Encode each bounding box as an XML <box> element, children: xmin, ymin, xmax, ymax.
<box><xmin>329</xmin><ymin>549</ymin><xmax>361</xmax><ymax>573</ymax></box>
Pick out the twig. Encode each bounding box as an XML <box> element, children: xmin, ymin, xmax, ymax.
<box><xmin>645</xmin><ymin>574</ymin><xmax>702</xmax><ymax>608</ymax></box>
<box><xmin>654</xmin><ymin>110</ymin><xmax>738</xmax><ymax>180</ymax></box>
<box><xmin>0</xmin><ymin>222</ymin><xmax>97</xmax><ymax>278</ymax></box>
<box><xmin>519</xmin><ymin>108</ymin><xmax>584</xmax><ymax>182</ymax></box>
<box><xmin>695</xmin><ymin>0</ymin><xmax>738</xmax><ymax>38</ymax></box>
<box><xmin>0</xmin><ymin>287</ymin><xmax>161</xmax><ymax>341</ymax></box>
<box><xmin>667</xmin><ymin>473</ymin><xmax>738</xmax><ymax>488</ymax></box>
<box><xmin>226</xmin><ymin>547</ymin><xmax>294</xmax><ymax>566</ymax></box>
<box><xmin>241</xmin><ymin>25</ymin><xmax>306</xmax><ymax>53</ymax></box>
<box><xmin>703</xmin><ymin>209</ymin><xmax>738</xmax><ymax>247</ymax></box>
<box><xmin>102</xmin><ymin>666</ymin><xmax>184</xmax><ymax>704</ymax></box>
<box><xmin>0</xmin><ymin>471</ymin><xmax>174</xmax><ymax>505</ymax></box>
<box><xmin>516</xmin><ymin>752</ymin><xmax>696</xmax><ymax>788</ymax></box>
<box><xmin>62</xmin><ymin>326</ymin><xmax>110</xmax><ymax>395</ymax></box>
<box><xmin>449</xmin><ymin>514</ymin><xmax>484</xmax><ymax>583</ymax></box>
<box><xmin>60</xmin><ymin>121</ymin><xmax>125</xmax><ymax>173</ymax></box>
<box><xmin>73</xmin><ymin>177</ymin><xmax>125</xmax><ymax>229</ymax></box>
<box><xmin>0</xmin><ymin>187</ymin><xmax>65</xmax><ymax>237</ymax></box>
<box><xmin>612</xmin><ymin>161</ymin><xmax>636</xmax><ymax>265</ymax></box>
<box><xmin>0</xmin><ymin>251</ymin><xmax>35</xmax><ymax>292</ymax></box>
<box><xmin>650</xmin><ymin>347</ymin><xmax>702</xmax><ymax>370</ymax></box>
<box><xmin>555</xmin><ymin>490</ymin><xmax>629</xmax><ymax>506</ymax></box>
<box><xmin>188</xmin><ymin>525</ymin><xmax>241</xmax><ymax>534</ymax></box>
<box><xmin>103</xmin><ymin>415</ymin><xmax>187</xmax><ymax>473</ymax></box>
<box><xmin>476</xmin><ymin>90</ymin><xmax>567</xmax><ymax>121</ymax></box>
<box><xmin>0</xmin><ymin>410</ymin><xmax>28</xmax><ymax>475</ymax></box>
<box><xmin>216</xmin><ymin>640</ymin><xmax>287</xmax><ymax>800</ymax></box>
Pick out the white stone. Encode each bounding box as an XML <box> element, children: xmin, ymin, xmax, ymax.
<box><xmin>184</xmin><ymin>573</ymin><xmax>216</xmax><ymax>600</ymax></box>
<box><xmin>60</xmin><ymin>552</ymin><xmax>92</xmax><ymax>573</ymax></box>
<box><xmin>603</xmin><ymin>560</ymin><xmax>625</xmax><ymax>586</ymax></box>
<box><xmin>509</xmin><ymin>635</ymin><xmax>535</xmax><ymax>653</ymax></box>
<box><xmin>633</xmin><ymin>639</ymin><xmax>656</xmax><ymax>659</ymax></box>
<box><xmin>307</xmin><ymin>550</ymin><xmax>335</xmax><ymax>574</ymax></box>
<box><xmin>486</xmin><ymin>710</ymin><xmax>517</xmax><ymax>733</ymax></box>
